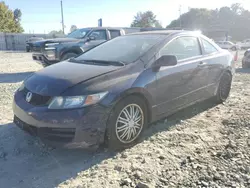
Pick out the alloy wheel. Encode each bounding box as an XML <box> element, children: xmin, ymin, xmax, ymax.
<box><xmin>115</xmin><ymin>104</ymin><xmax>144</xmax><ymax>144</ymax></box>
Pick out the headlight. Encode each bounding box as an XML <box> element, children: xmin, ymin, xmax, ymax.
<box><xmin>14</xmin><ymin>82</ymin><xmax>24</xmax><ymax>94</ymax></box>
<box><xmin>18</xmin><ymin>82</ymin><xmax>25</xmax><ymax>91</ymax></box>
<box><xmin>48</xmin><ymin>92</ymin><xmax>108</xmax><ymax>109</ymax></box>
<box><xmin>45</xmin><ymin>43</ymin><xmax>59</xmax><ymax>50</ymax></box>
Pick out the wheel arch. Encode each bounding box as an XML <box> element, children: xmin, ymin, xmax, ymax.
<box><xmin>112</xmin><ymin>88</ymin><xmax>154</xmax><ymax>124</ymax></box>
<box><xmin>60</xmin><ymin>46</ymin><xmax>83</xmax><ymax>60</ymax></box>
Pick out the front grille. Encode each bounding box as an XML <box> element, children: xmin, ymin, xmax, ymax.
<box><xmin>22</xmin><ymin>87</ymin><xmax>51</xmax><ymax>106</ymax></box>
<box><xmin>31</xmin><ymin>44</ymin><xmax>42</xmax><ymax>52</ymax></box>
<box><xmin>14</xmin><ymin>116</ymin><xmax>75</xmax><ymax>142</ymax></box>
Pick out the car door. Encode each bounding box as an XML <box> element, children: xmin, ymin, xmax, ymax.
<box><xmin>223</xmin><ymin>42</ymin><xmax>228</xmax><ymax>49</ymax></box>
<box><xmin>87</xmin><ymin>29</ymin><xmax>108</xmax><ymax>45</ymax></box>
<box><xmin>154</xmin><ymin>36</ymin><xmax>207</xmax><ymax>116</ymax></box>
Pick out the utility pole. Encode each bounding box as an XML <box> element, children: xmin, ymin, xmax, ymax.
<box><xmin>60</xmin><ymin>0</ymin><xmax>65</xmax><ymax>34</ymax></box>
<box><xmin>179</xmin><ymin>5</ymin><xmax>182</xmax><ymax>29</ymax></box>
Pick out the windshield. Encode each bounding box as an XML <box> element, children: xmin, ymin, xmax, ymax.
<box><xmin>67</xmin><ymin>28</ymin><xmax>91</xmax><ymax>39</ymax></box>
<box><xmin>75</xmin><ymin>35</ymin><xmax>165</xmax><ymax>64</ymax></box>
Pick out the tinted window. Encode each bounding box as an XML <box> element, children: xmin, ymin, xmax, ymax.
<box><xmin>201</xmin><ymin>38</ymin><xmax>218</xmax><ymax>54</ymax></box>
<box><xmin>89</xmin><ymin>30</ymin><xmax>107</xmax><ymax>40</ymax></box>
<box><xmin>76</xmin><ymin>35</ymin><xmax>165</xmax><ymax>64</ymax></box>
<box><xmin>109</xmin><ymin>30</ymin><xmax>121</xmax><ymax>39</ymax></box>
<box><xmin>160</xmin><ymin>36</ymin><xmax>201</xmax><ymax>60</ymax></box>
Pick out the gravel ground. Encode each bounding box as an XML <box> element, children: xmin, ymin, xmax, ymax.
<box><xmin>0</xmin><ymin>51</ymin><xmax>249</xmax><ymax>188</ymax></box>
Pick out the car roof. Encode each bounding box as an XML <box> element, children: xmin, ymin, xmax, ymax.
<box><xmin>127</xmin><ymin>30</ymin><xmax>197</xmax><ymax>36</ymax></box>
<box><xmin>80</xmin><ymin>27</ymin><xmax>129</xmax><ymax>30</ymax></box>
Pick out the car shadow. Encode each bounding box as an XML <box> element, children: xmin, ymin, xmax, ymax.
<box><xmin>0</xmin><ymin>72</ymin><xmax>33</xmax><ymax>83</ymax></box>
<box><xmin>0</xmin><ymin>122</ymin><xmax>116</xmax><ymax>188</ymax></box>
<box><xmin>236</xmin><ymin>68</ymin><xmax>250</xmax><ymax>74</ymax></box>
<box><xmin>0</xmin><ymin>99</ymin><xmax>217</xmax><ymax>188</ymax></box>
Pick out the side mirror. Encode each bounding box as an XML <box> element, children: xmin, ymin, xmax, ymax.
<box><xmin>87</xmin><ymin>36</ymin><xmax>96</xmax><ymax>41</ymax></box>
<box><xmin>152</xmin><ymin>55</ymin><xmax>177</xmax><ymax>71</ymax></box>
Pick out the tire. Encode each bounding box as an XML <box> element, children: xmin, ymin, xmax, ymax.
<box><xmin>61</xmin><ymin>52</ymin><xmax>77</xmax><ymax>61</ymax></box>
<box><xmin>105</xmin><ymin>95</ymin><xmax>148</xmax><ymax>150</ymax></box>
<box><xmin>215</xmin><ymin>72</ymin><xmax>232</xmax><ymax>103</ymax></box>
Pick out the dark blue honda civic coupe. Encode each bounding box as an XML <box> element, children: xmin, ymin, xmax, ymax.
<box><xmin>13</xmin><ymin>30</ymin><xmax>234</xmax><ymax>149</ymax></box>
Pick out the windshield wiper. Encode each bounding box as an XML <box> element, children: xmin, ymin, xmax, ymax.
<box><xmin>69</xmin><ymin>59</ymin><xmax>125</xmax><ymax>66</ymax></box>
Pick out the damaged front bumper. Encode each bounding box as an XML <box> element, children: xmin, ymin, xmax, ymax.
<box><xmin>32</xmin><ymin>53</ymin><xmax>59</xmax><ymax>67</ymax></box>
<box><xmin>12</xmin><ymin>91</ymin><xmax>112</xmax><ymax>149</ymax></box>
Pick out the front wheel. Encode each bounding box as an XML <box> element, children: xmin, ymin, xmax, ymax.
<box><xmin>215</xmin><ymin>72</ymin><xmax>232</xmax><ymax>103</ymax></box>
<box><xmin>61</xmin><ymin>52</ymin><xmax>78</xmax><ymax>61</ymax></box>
<box><xmin>105</xmin><ymin>96</ymin><xmax>148</xmax><ymax>150</ymax></box>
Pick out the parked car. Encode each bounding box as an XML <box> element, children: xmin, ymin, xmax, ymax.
<box><xmin>215</xmin><ymin>41</ymin><xmax>240</xmax><ymax>51</ymax></box>
<box><xmin>238</xmin><ymin>39</ymin><xmax>250</xmax><ymax>50</ymax></box>
<box><xmin>13</xmin><ymin>30</ymin><xmax>234</xmax><ymax>150</ymax></box>
<box><xmin>31</xmin><ymin>27</ymin><xmax>140</xmax><ymax>67</ymax></box>
<box><xmin>26</xmin><ymin>36</ymin><xmax>44</xmax><ymax>52</ymax></box>
<box><xmin>242</xmin><ymin>49</ymin><xmax>250</xmax><ymax>68</ymax></box>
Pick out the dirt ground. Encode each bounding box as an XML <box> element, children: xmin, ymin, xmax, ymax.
<box><xmin>0</xmin><ymin>51</ymin><xmax>249</xmax><ymax>188</ymax></box>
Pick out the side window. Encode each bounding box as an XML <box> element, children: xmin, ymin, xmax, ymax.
<box><xmin>201</xmin><ymin>38</ymin><xmax>218</xmax><ymax>55</ymax></box>
<box><xmin>109</xmin><ymin>30</ymin><xmax>121</xmax><ymax>39</ymax></box>
<box><xmin>89</xmin><ymin>30</ymin><xmax>107</xmax><ymax>40</ymax></box>
<box><xmin>160</xmin><ymin>36</ymin><xmax>201</xmax><ymax>61</ymax></box>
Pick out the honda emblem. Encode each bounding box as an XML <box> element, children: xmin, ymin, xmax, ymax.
<box><xmin>26</xmin><ymin>92</ymin><xmax>32</xmax><ymax>103</ymax></box>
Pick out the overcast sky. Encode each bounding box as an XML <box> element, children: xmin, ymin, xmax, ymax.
<box><xmin>5</xmin><ymin>0</ymin><xmax>250</xmax><ymax>34</ymax></box>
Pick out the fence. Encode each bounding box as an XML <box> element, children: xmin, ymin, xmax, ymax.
<box><xmin>0</xmin><ymin>33</ymin><xmax>65</xmax><ymax>51</ymax></box>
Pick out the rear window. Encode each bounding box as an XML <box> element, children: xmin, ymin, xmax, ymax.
<box><xmin>201</xmin><ymin>38</ymin><xmax>218</xmax><ymax>54</ymax></box>
<box><xmin>109</xmin><ymin>30</ymin><xmax>121</xmax><ymax>39</ymax></box>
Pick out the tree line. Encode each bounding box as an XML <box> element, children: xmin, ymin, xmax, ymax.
<box><xmin>167</xmin><ymin>3</ymin><xmax>250</xmax><ymax>40</ymax></box>
<box><xmin>1</xmin><ymin>1</ymin><xmax>250</xmax><ymax>40</ymax></box>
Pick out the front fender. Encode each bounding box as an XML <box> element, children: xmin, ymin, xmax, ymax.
<box><xmin>60</xmin><ymin>45</ymin><xmax>84</xmax><ymax>58</ymax></box>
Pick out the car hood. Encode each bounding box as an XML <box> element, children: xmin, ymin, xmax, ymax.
<box><xmin>32</xmin><ymin>38</ymin><xmax>81</xmax><ymax>45</ymax></box>
<box><xmin>25</xmin><ymin>61</ymin><xmax>123</xmax><ymax>96</ymax></box>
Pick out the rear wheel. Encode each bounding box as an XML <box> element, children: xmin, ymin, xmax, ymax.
<box><xmin>215</xmin><ymin>72</ymin><xmax>232</xmax><ymax>103</ymax></box>
<box><xmin>61</xmin><ymin>52</ymin><xmax>78</xmax><ymax>61</ymax></box>
<box><xmin>105</xmin><ymin>96</ymin><xmax>148</xmax><ymax>150</ymax></box>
